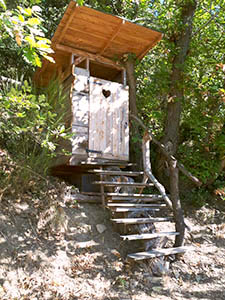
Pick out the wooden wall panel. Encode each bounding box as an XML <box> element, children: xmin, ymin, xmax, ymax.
<box><xmin>71</xmin><ymin>68</ymin><xmax>89</xmax><ymax>163</ymax></box>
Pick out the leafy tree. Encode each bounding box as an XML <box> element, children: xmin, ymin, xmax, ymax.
<box><xmin>0</xmin><ymin>0</ymin><xmax>54</xmax><ymax>77</ymax></box>
<box><xmin>83</xmin><ymin>0</ymin><xmax>224</xmax><ymax>194</ymax></box>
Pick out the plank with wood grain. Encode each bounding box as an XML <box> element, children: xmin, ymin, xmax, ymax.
<box><xmin>120</xmin><ymin>231</ymin><xmax>179</xmax><ymax>241</ymax></box>
<box><xmin>127</xmin><ymin>246</ymin><xmax>193</xmax><ymax>260</ymax></box>
<box><xmin>111</xmin><ymin>217</ymin><xmax>173</xmax><ymax>224</ymax></box>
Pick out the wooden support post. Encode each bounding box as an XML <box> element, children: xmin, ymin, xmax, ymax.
<box><xmin>142</xmin><ymin>131</ymin><xmax>173</xmax><ymax>210</ymax></box>
<box><xmin>169</xmin><ymin>159</ymin><xmax>185</xmax><ymax>247</ymax></box>
<box><xmin>86</xmin><ymin>58</ymin><xmax>90</xmax><ymax>71</ymax></box>
<box><xmin>123</xmin><ymin>69</ymin><xmax>127</xmax><ymax>87</ymax></box>
<box><xmin>125</xmin><ymin>57</ymin><xmax>138</xmax><ymax>116</ymax></box>
<box><xmin>100</xmin><ymin>166</ymin><xmax>105</xmax><ymax>208</ymax></box>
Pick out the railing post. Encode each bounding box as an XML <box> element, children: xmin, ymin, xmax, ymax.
<box><xmin>142</xmin><ymin>131</ymin><xmax>173</xmax><ymax>209</ymax></box>
<box><xmin>169</xmin><ymin>159</ymin><xmax>185</xmax><ymax>247</ymax></box>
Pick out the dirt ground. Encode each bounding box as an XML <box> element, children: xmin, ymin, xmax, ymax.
<box><xmin>0</xmin><ymin>183</ymin><xmax>225</xmax><ymax>300</ymax></box>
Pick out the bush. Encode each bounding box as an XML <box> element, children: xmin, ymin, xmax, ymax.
<box><xmin>0</xmin><ymin>77</ymin><xmax>71</xmax><ymax>195</ymax></box>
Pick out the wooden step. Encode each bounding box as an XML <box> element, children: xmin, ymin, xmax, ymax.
<box><xmin>107</xmin><ymin>203</ymin><xmax>166</xmax><ymax>208</ymax></box>
<box><xmin>89</xmin><ymin>169</ymin><xmax>144</xmax><ymax>176</ymax></box>
<box><xmin>127</xmin><ymin>246</ymin><xmax>192</xmax><ymax>260</ymax></box>
<box><xmin>111</xmin><ymin>197</ymin><xmax>164</xmax><ymax>203</ymax></box>
<box><xmin>80</xmin><ymin>160</ymin><xmax>135</xmax><ymax>167</ymax></box>
<box><xmin>93</xmin><ymin>181</ymin><xmax>154</xmax><ymax>187</ymax></box>
<box><xmin>121</xmin><ymin>231</ymin><xmax>179</xmax><ymax>241</ymax></box>
<box><xmin>110</xmin><ymin>207</ymin><xmax>160</xmax><ymax>213</ymax></box>
<box><xmin>111</xmin><ymin>217</ymin><xmax>173</xmax><ymax>224</ymax></box>
<box><xmin>106</xmin><ymin>193</ymin><xmax>163</xmax><ymax>200</ymax></box>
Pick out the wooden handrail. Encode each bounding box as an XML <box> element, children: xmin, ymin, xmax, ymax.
<box><xmin>142</xmin><ymin>132</ymin><xmax>173</xmax><ymax>210</ymax></box>
<box><xmin>140</xmin><ymin>119</ymin><xmax>189</xmax><ymax>246</ymax></box>
<box><xmin>131</xmin><ymin>114</ymin><xmax>202</xmax><ymax>187</ymax></box>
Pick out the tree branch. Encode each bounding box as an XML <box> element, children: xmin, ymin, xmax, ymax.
<box><xmin>130</xmin><ymin>114</ymin><xmax>202</xmax><ymax>187</ymax></box>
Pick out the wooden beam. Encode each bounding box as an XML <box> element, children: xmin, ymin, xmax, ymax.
<box><xmin>137</xmin><ymin>34</ymin><xmax>163</xmax><ymax>60</ymax></box>
<box><xmin>61</xmin><ymin>63</ymin><xmax>73</xmax><ymax>82</ymax></box>
<box><xmin>55</xmin><ymin>43</ymin><xmax>123</xmax><ymax>70</ymax></box>
<box><xmin>56</xmin><ymin>2</ymin><xmax>77</xmax><ymax>45</ymax></box>
<box><xmin>99</xmin><ymin>19</ymin><xmax>124</xmax><ymax>55</ymax></box>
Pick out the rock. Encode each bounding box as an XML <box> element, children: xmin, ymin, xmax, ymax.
<box><xmin>151</xmin><ymin>277</ymin><xmax>163</xmax><ymax>284</ymax></box>
<box><xmin>96</xmin><ymin>224</ymin><xmax>107</xmax><ymax>234</ymax></box>
<box><xmin>149</xmin><ymin>258</ymin><xmax>169</xmax><ymax>277</ymax></box>
<box><xmin>152</xmin><ymin>286</ymin><xmax>164</xmax><ymax>292</ymax></box>
<box><xmin>130</xmin><ymin>278</ymin><xmax>138</xmax><ymax>289</ymax></box>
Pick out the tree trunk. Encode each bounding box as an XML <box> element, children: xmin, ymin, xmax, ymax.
<box><xmin>163</xmin><ymin>1</ymin><xmax>197</xmax><ymax>153</ymax></box>
<box><xmin>125</xmin><ymin>56</ymin><xmax>142</xmax><ymax>169</ymax></box>
<box><xmin>125</xmin><ymin>58</ymin><xmax>138</xmax><ymax>117</ymax></box>
<box><xmin>157</xmin><ymin>1</ymin><xmax>197</xmax><ymax>183</ymax></box>
<box><xmin>169</xmin><ymin>160</ymin><xmax>185</xmax><ymax>247</ymax></box>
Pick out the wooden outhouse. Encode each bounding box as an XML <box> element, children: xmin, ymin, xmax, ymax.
<box><xmin>34</xmin><ymin>1</ymin><xmax>162</xmax><ymax>178</ymax></box>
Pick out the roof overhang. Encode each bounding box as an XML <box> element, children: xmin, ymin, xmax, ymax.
<box><xmin>34</xmin><ymin>1</ymin><xmax>163</xmax><ymax>85</ymax></box>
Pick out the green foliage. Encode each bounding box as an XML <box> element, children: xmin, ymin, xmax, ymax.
<box><xmin>0</xmin><ymin>2</ymin><xmax>54</xmax><ymax>68</ymax></box>
<box><xmin>184</xmin><ymin>188</ymin><xmax>212</xmax><ymax>208</ymax></box>
<box><xmin>0</xmin><ymin>78</ymin><xmax>71</xmax><ymax>192</ymax></box>
<box><xmin>0</xmin><ymin>0</ymin><xmax>224</xmax><ymax>205</ymax></box>
<box><xmin>0</xmin><ymin>0</ymin><xmax>6</xmax><ymax>10</ymax></box>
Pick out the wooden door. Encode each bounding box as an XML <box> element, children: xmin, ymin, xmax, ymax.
<box><xmin>89</xmin><ymin>77</ymin><xmax>129</xmax><ymax>161</ymax></box>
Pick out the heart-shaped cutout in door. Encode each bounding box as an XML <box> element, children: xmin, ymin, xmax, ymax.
<box><xmin>102</xmin><ymin>89</ymin><xmax>111</xmax><ymax>98</ymax></box>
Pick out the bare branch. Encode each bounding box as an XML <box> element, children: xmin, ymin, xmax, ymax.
<box><xmin>130</xmin><ymin>114</ymin><xmax>202</xmax><ymax>187</ymax></box>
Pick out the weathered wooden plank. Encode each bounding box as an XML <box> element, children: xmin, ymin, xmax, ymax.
<box><xmin>137</xmin><ymin>35</ymin><xmax>162</xmax><ymax>59</ymax></box>
<box><xmin>56</xmin><ymin>44</ymin><xmax>123</xmax><ymax>70</ymax></box>
<box><xmin>69</xmin><ymin>16</ymin><xmax>118</xmax><ymax>39</ymax></box>
<box><xmin>107</xmin><ymin>203</ymin><xmax>166</xmax><ymax>207</ymax></box>
<box><xmin>94</xmin><ymin>181</ymin><xmax>154</xmax><ymax>187</ymax></box>
<box><xmin>118</xmin><ymin>22</ymin><xmax>161</xmax><ymax>43</ymax></box>
<box><xmin>120</xmin><ymin>86</ymin><xmax>129</xmax><ymax>159</ymax></box>
<box><xmin>99</xmin><ymin>19</ymin><xmax>124</xmax><ymax>55</ymax></box>
<box><xmin>89</xmin><ymin>77</ymin><xmax>129</xmax><ymax>161</ymax></box>
<box><xmin>68</xmin><ymin>17</ymin><xmax>150</xmax><ymax>50</ymax></box>
<box><xmin>70</xmin><ymin>193</ymin><xmax>101</xmax><ymax>203</ymax></box>
<box><xmin>65</xmin><ymin>27</ymin><xmax>108</xmax><ymax>43</ymax></box>
<box><xmin>77</xmin><ymin>5</ymin><xmax>121</xmax><ymax>25</ymax></box>
<box><xmin>127</xmin><ymin>246</ymin><xmax>193</xmax><ymax>260</ymax></box>
<box><xmin>107</xmin><ymin>193</ymin><xmax>163</xmax><ymax>198</ymax></box>
<box><xmin>80</xmin><ymin>161</ymin><xmax>132</xmax><ymax>166</ymax></box>
<box><xmin>62</xmin><ymin>31</ymin><xmax>105</xmax><ymax>53</ymax></box>
<box><xmin>88</xmin><ymin>170</ymin><xmax>143</xmax><ymax>176</ymax></box>
<box><xmin>51</xmin><ymin>1</ymin><xmax>77</xmax><ymax>44</ymax></box>
<box><xmin>111</xmin><ymin>217</ymin><xmax>173</xmax><ymax>224</ymax></box>
<box><xmin>55</xmin><ymin>2</ymin><xmax>77</xmax><ymax>45</ymax></box>
<box><xmin>110</xmin><ymin>207</ymin><xmax>160</xmax><ymax>212</ymax></box>
<box><xmin>121</xmin><ymin>231</ymin><xmax>179</xmax><ymax>241</ymax></box>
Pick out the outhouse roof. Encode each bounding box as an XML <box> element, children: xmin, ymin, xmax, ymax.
<box><xmin>35</xmin><ymin>1</ymin><xmax>162</xmax><ymax>85</ymax></box>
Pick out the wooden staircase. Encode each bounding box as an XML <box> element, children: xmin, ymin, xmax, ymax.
<box><xmin>89</xmin><ymin>166</ymin><xmax>191</xmax><ymax>261</ymax></box>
